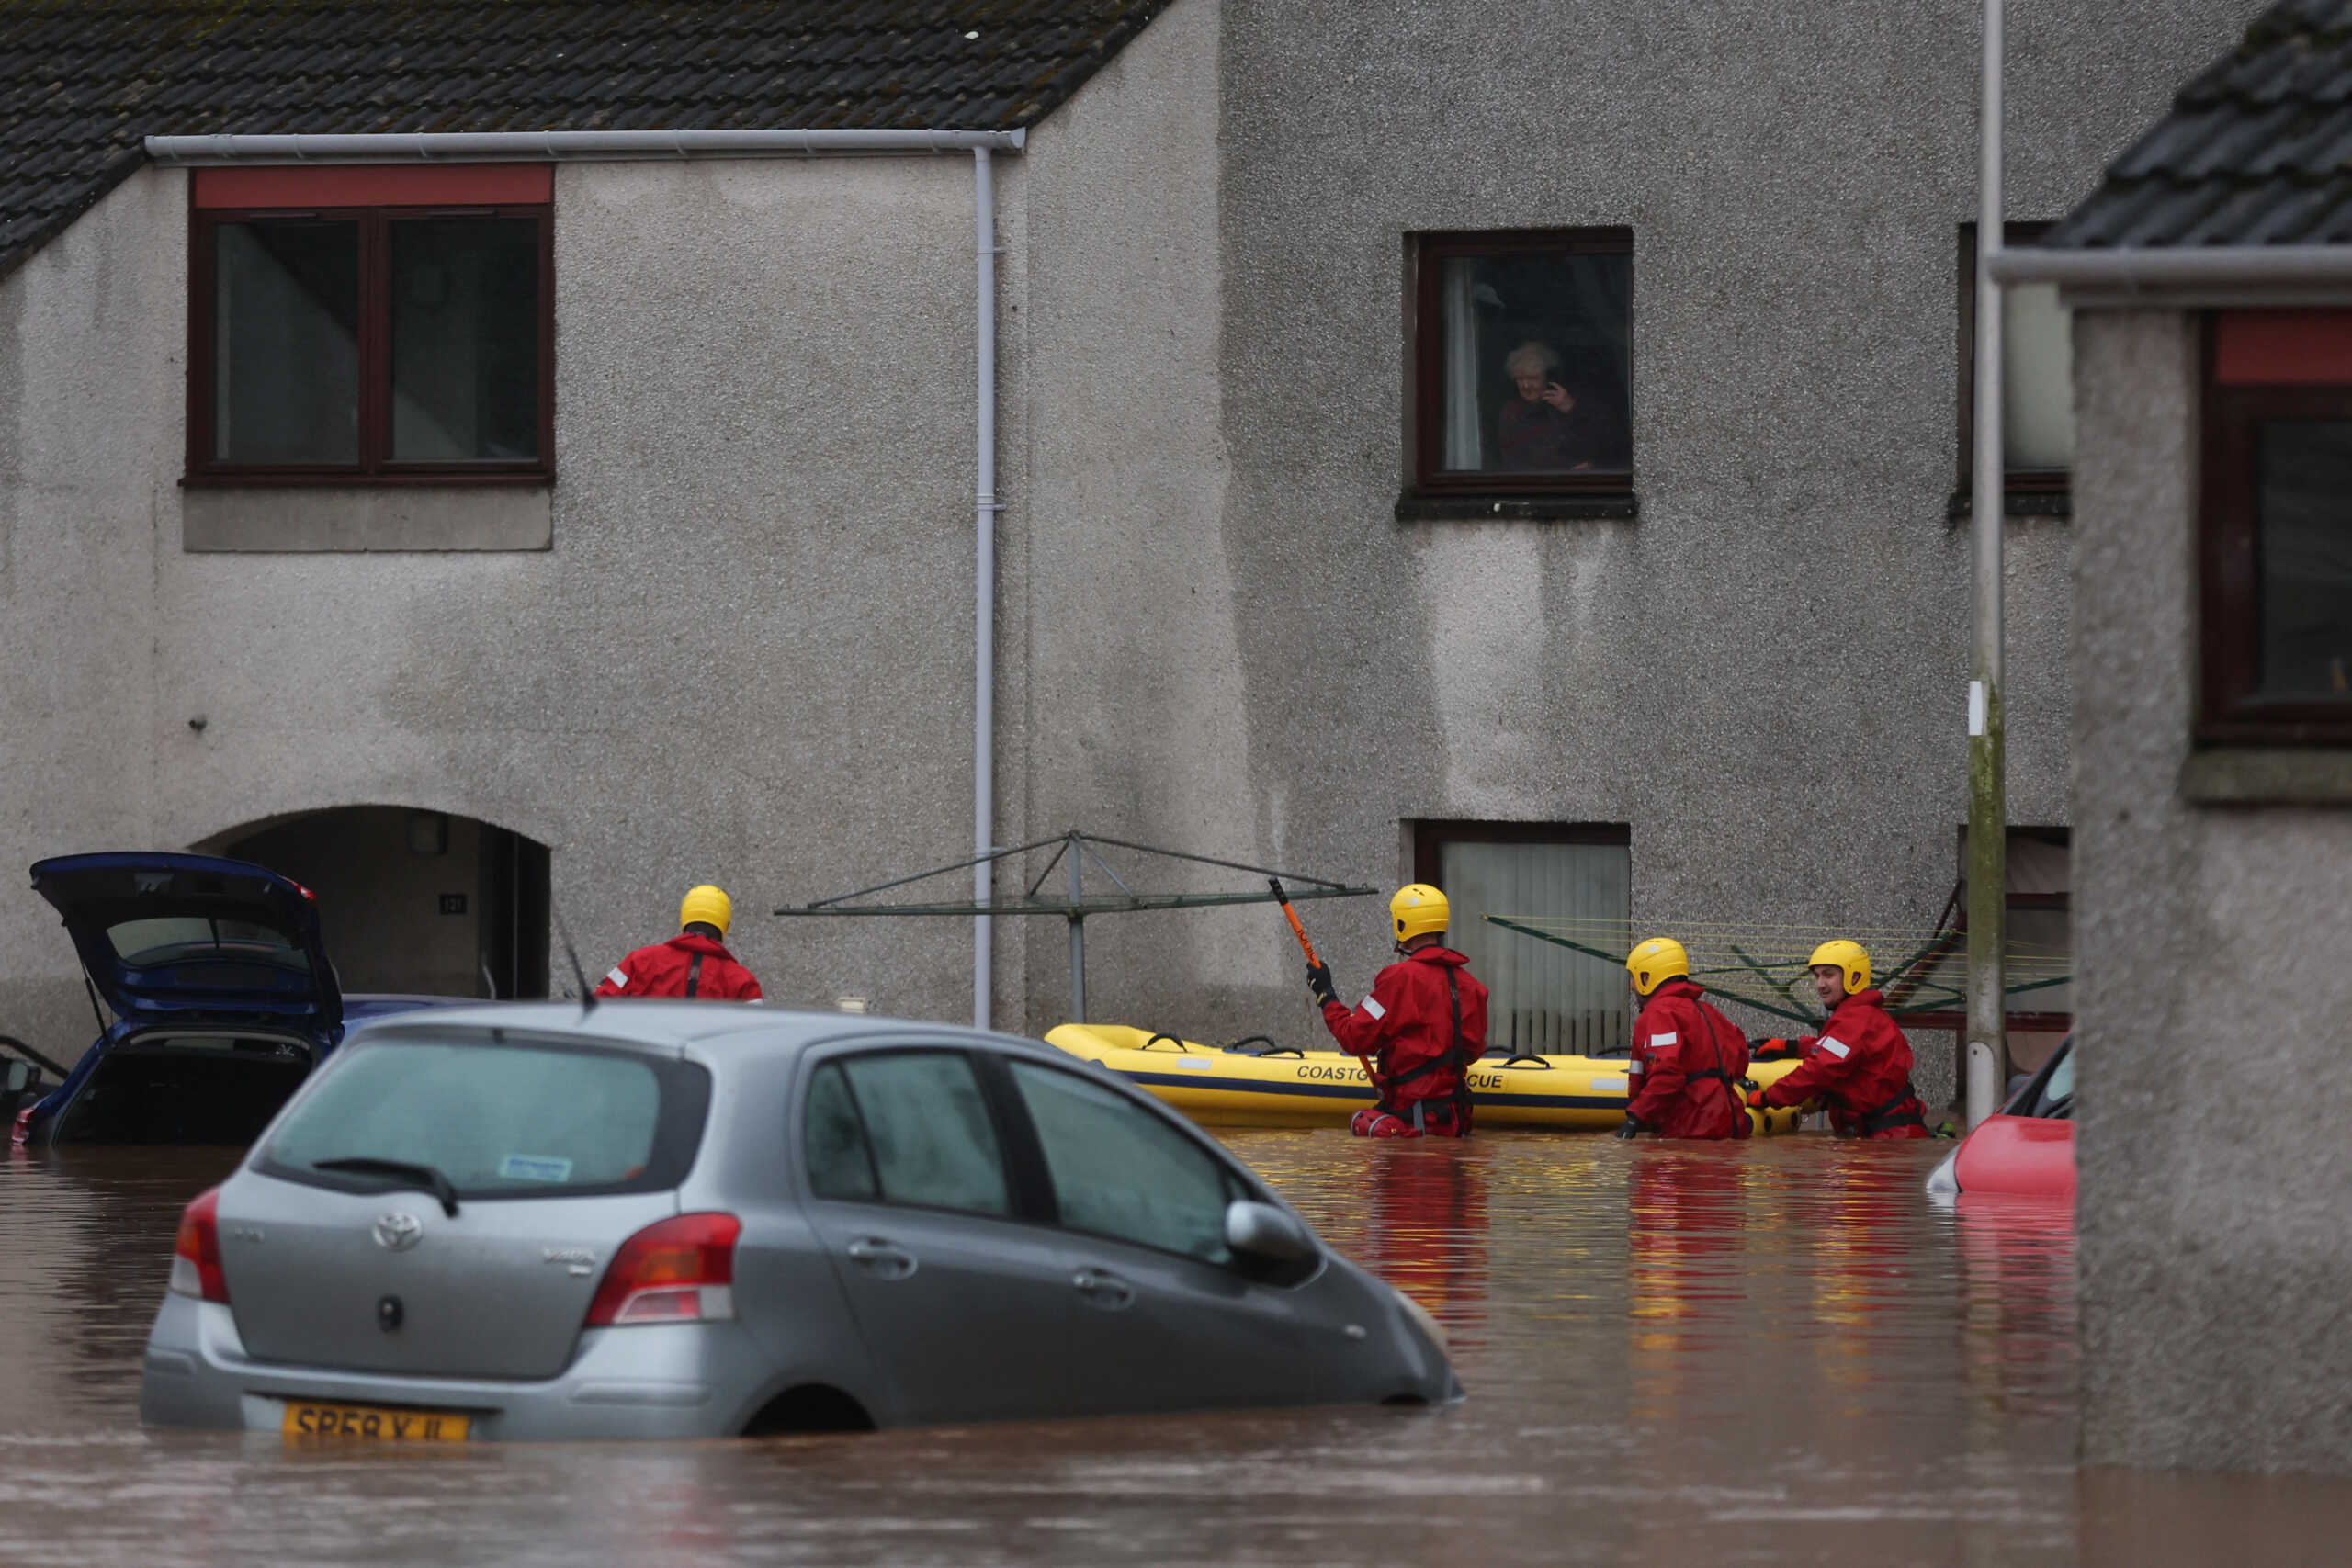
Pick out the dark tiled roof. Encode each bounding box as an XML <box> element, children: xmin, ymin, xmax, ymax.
<box><xmin>2051</xmin><ymin>0</ymin><xmax>2352</xmax><ymax>247</ymax></box>
<box><xmin>0</xmin><ymin>1</ymin><xmax>1164</xmax><ymax>280</ymax></box>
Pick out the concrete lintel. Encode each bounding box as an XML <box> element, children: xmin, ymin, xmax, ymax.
<box><xmin>2178</xmin><ymin>748</ymin><xmax>2352</xmax><ymax>807</ymax></box>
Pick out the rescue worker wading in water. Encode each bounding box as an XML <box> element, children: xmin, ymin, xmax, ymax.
<box><xmin>1617</xmin><ymin>937</ymin><xmax>1752</xmax><ymax>1140</ymax></box>
<box><xmin>1746</xmin><ymin>940</ymin><xmax>1928</xmax><ymax>1138</ymax></box>
<box><xmin>594</xmin><ymin>885</ymin><xmax>764</xmax><ymax>1001</ymax></box>
<box><xmin>1310</xmin><ymin>884</ymin><xmax>1489</xmax><ymax>1139</ymax></box>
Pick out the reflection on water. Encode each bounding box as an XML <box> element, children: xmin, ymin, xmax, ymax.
<box><xmin>0</xmin><ymin>1132</ymin><xmax>2343</xmax><ymax>1566</ymax></box>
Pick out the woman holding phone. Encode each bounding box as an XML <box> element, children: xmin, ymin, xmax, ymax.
<box><xmin>1497</xmin><ymin>339</ymin><xmax>1594</xmax><ymax>471</ymax></box>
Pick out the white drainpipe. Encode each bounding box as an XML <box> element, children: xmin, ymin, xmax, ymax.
<box><xmin>149</xmin><ymin>128</ymin><xmax>1019</xmax><ymax>1027</ymax></box>
<box><xmin>971</xmin><ymin>147</ymin><xmax>1001</xmax><ymax>1032</ymax></box>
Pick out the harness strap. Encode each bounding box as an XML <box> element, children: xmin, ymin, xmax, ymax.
<box><xmin>1446</xmin><ymin>966</ymin><xmax>1472</xmax><ymax>1132</ymax></box>
<box><xmin>1378</xmin><ymin>966</ymin><xmax>1476</xmax><ymax>1137</ymax></box>
<box><xmin>1688</xmin><ymin>1000</ymin><xmax>1751</xmax><ymax>1138</ymax></box>
<box><xmin>685</xmin><ymin>953</ymin><xmax>703</xmax><ymax>998</ymax></box>
<box><xmin>1853</xmin><ymin>1079</ymin><xmax>1924</xmax><ymax>1133</ymax></box>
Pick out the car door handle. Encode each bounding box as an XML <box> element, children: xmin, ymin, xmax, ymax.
<box><xmin>1071</xmin><ymin>1268</ymin><xmax>1135</xmax><ymax>1311</ymax></box>
<box><xmin>845</xmin><ymin>1237</ymin><xmax>917</xmax><ymax>1280</ymax></box>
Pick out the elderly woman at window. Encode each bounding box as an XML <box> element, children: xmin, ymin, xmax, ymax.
<box><xmin>1497</xmin><ymin>341</ymin><xmax>1592</xmax><ymax>472</ymax></box>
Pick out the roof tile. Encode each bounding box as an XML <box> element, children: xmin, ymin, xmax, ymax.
<box><xmin>0</xmin><ymin>0</ymin><xmax>1164</xmax><ymax>279</ymax></box>
<box><xmin>2052</xmin><ymin>1</ymin><xmax>2352</xmax><ymax>247</ymax></box>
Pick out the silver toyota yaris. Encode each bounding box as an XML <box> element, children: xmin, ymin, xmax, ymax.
<box><xmin>140</xmin><ymin>1003</ymin><xmax>1457</xmax><ymax>1440</ymax></box>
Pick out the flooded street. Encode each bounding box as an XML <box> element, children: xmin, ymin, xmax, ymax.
<box><xmin>1</xmin><ymin>1132</ymin><xmax>2342</xmax><ymax>1565</ymax></box>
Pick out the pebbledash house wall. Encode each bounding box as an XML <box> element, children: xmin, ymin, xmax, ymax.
<box><xmin>2071</xmin><ymin>310</ymin><xmax>2352</xmax><ymax>1474</ymax></box>
<box><xmin>0</xmin><ymin>150</ymin><xmax>1022</xmax><ymax>1056</ymax></box>
<box><xmin>0</xmin><ymin>0</ymin><xmax>2264</xmax><ymax>1071</ymax></box>
<box><xmin>1019</xmin><ymin>0</ymin><xmax>2259</xmax><ymax>1075</ymax></box>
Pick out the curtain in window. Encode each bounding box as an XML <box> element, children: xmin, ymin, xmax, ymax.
<box><xmin>2003</xmin><ymin>282</ymin><xmax>2074</xmax><ymax>469</ymax></box>
<box><xmin>1438</xmin><ymin>840</ymin><xmax>1631</xmax><ymax>1055</ymax></box>
<box><xmin>1441</xmin><ymin>261</ymin><xmax>1485</xmax><ymax>470</ymax></box>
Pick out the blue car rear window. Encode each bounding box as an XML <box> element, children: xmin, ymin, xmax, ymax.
<box><xmin>259</xmin><ymin>1038</ymin><xmax>710</xmax><ymax>1198</ymax></box>
<box><xmin>107</xmin><ymin>915</ymin><xmax>310</xmax><ymax>974</ymax></box>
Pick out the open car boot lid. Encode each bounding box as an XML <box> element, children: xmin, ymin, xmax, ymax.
<box><xmin>29</xmin><ymin>852</ymin><xmax>343</xmax><ymax>1034</ymax></box>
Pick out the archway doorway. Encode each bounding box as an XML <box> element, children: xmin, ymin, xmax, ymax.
<box><xmin>203</xmin><ymin>807</ymin><xmax>548</xmax><ymax>998</ymax></box>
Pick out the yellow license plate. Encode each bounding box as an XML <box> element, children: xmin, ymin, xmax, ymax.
<box><xmin>281</xmin><ymin>1400</ymin><xmax>470</xmax><ymax>1442</ymax></box>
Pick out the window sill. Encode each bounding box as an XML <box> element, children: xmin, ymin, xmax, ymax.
<box><xmin>1947</xmin><ymin>489</ymin><xmax>2071</xmax><ymax>520</ymax></box>
<box><xmin>1396</xmin><ymin>492</ymin><xmax>1637</xmax><ymax>522</ymax></box>
<box><xmin>183</xmin><ymin>471</ymin><xmax>553</xmax><ymax>489</ymax></box>
<box><xmin>2179</xmin><ymin>749</ymin><xmax>2352</xmax><ymax>806</ymax></box>
<box><xmin>183</xmin><ymin>485</ymin><xmax>553</xmax><ymax>552</ymax></box>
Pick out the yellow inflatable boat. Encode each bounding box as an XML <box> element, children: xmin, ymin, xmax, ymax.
<box><xmin>1045</xmin><ymin>1023</ymin><xmax>1809</xmax><ymax>1134</ymax></box>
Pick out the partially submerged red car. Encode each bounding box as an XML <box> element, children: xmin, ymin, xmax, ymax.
<box><xmin>1926</xmin><ymin>1036</ymin><xmax>2075</xmax><ymax>1201</ymax></box>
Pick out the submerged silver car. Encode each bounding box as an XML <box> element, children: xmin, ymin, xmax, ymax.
<box><xmin>140</xmin><ymin>1002</ymin><xmax>1456</xmax><ymax>1440</ymax></box>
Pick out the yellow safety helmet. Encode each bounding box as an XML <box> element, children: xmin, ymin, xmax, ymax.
<box><xmin>679</xmin><ymin>885</ymin><xmax>734</xmax><ymax>938</ymax></box>
<box><xmin>1389</xmin><ymin>883</ymin><xmax>1451</xmax><ymax>942</ymax></box>
<box><xmin>1624</xmin><ymin>937</ymin><xmax>1690</xmax><ymax>997</ymax></box>
<box><xmin>1808</xmin><ymin>939</ymin><xmax>1871</xmax><ymax>994</ymax></box>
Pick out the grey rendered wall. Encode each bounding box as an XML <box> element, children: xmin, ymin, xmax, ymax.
<box><xmin>2072</xmin><ymin>310</ymin><xmax>2352</xmax><ymax>1473</ymax></box>
<box><xmin>1146</xmin><ymin>0</ymin><xmax>2255</xmax><ymax>1076</ymax></box>
<box><xmin>0</xmin><ymin>169</ymin><xmax>186</xmax><ymax>1055</ymax></box>
<box><xmin>0</xmin><ymin>156</ymin><xmax>1004</xmax><ymax>1057</ymax></box>
<box><xmin>1013</xmin><ymin>0</ymin><xmax>1268</xmax><ymax>1034</ymax></box>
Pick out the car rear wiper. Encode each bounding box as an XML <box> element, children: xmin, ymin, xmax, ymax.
<box><xmin>313</xmin><ymin>1156</ymin><xmax>462</xmax><ymax>1217</ymax></box>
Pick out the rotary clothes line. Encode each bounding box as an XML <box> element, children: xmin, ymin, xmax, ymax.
<box><xmin>774</xmin><ymin>831</ymin><xmax>1375</xmax><ymax>1023</ymax></box>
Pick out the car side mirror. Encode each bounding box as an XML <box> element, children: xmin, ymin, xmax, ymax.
<box><xmin>1225</xmin><ymin>1199</ymin><xmax>1317</xmax><ymax>1263</ymax></box>
<box><xmin>2</xmin><ymin>1061</ymin><xmax>27</xmax><ymax>1094</ymax></box>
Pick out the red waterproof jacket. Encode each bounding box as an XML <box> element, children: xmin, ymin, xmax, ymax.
<box><xmin>1759</xmin><ymin>988</ymin><xmax>1928</xmax><ymax>1137</ymax></box>
<box><xmin>1321</xmin><ymin>947</ymin><xmax>1488</xmax><ymax>1131</ymax></box>
<box><xmin>594</xmin><ymin>932</ymin><xmax>763</xmax><ymax>1001</ymax></box>
<box><xmin>1625</xmin><ymin>978</ymin><xmax>1752</xmax><ymax>1139</ymax></box>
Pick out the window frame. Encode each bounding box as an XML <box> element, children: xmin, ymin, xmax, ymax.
<box><xmin>797</xmin><ymin>1045</ymin><xmax>1053</xmax><ymax>1223</ymax></box>
<box><xmin>1956</xmin><ymin>220</ymin><xmax>2069</xmax><ymax>512</ymax></box>
<box><xmin>186</xmin><ymin>202</ymin><xmax>555</xmax><ymax>488</ymax></box>
<box><xmin>794</xmin><ymin>1045</ymin><xmax>1294</xmax><ymax>1276</ymax></box>
<box><xmin>1405</xmin><ymin>227</ymin><xmax>1635</xmax><ymax>504</ymax></box>
<box><xmin>1003</xmin><ymin>1055</ymin><xmax>1255</xmax><ymax>1269</ymax></box>
<box><xmin>1409</xmin><ymin>818</ymin><xmax>1632</xmax><ymax>885</ymax></box>
<box><xmin>2199</xmin><ymin>355</ymin><xmax>2352</xmax><ymax>746</ymax></box>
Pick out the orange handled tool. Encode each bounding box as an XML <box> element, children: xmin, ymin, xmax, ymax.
<box><xmin>1268</xmin><ymin>878</ymin><xmax>1322</xmax><ymax>966</ymax></box>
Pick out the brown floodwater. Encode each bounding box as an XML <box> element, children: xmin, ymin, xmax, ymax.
<box><xmin>1</xmin><ymin>1132</ymin><xmax>2344</xmax><ymax>1566</ymax></box>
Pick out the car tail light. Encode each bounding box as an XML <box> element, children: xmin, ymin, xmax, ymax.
<box><xmin>584</xmin><ymin>1213</ymin><xmax>741</xmax><ymax>1327</ymax></box>
<box><xmin>169</xmin><ymin>1186</ymin><xmax>231</xmax><ymax>1303</ymax></box>
<box><xmin>9</xmin><ymin>1106</ymin><xmax>31</xmax><ymax>1148</ymax></box>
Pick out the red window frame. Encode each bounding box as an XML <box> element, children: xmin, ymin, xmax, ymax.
<box><xmin>2199</xmin><ymin>311</ymin><xmax>2352</xmax><ymax>746</ymax></box>
<box><xmin>185</xmin><ymin>165</ymin><xmax>554</xmax><ymax>487</ymax></box>
<box><xmin>1406</xmin><ymin>228</ymin><xmax>1635</xmax><ymax>501</ymax></box>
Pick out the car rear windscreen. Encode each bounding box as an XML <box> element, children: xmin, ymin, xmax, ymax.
<box><xmin>259</xmin><ymin>1039</ymin><xmax>710</xmax><ymax>1198</ymax></box>
<box><xmin>107</xmin><ymin>915</ymin><xmax>310</xmax><ymax>973</ymax></box>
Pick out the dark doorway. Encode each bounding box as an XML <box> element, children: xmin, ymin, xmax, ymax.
<box><xmin>204</xmin><ymin>807</ymin><xmax>548</xmax><ymax>998</ymax></box>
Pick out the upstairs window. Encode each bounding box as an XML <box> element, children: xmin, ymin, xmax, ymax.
<box><xmin>1958</xmin><ymin>222</ymin><xmax>2074</xmax><ymax>512</ymax></box>
<box><xmin>187</xmin><ymin>164</ymin><xmax>553</xmax><ymax>485</ymax></box>
<box><xmin>2200</xmin><ymin>311</ymin><xmax>2352</xmax><ymax>745</ymax></box>
<box><xmin>1406</xmin><ymin>230</ymin><xmax>1633</xmax><ymax>513</ymax></box>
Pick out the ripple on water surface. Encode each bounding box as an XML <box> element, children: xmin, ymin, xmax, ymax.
<box><xmin>0</xmin><ymin>1130</ymin><xmax>2315</xmax><ymax>1566</ymax></box>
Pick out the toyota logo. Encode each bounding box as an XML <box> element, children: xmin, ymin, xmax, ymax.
<box><xmin>372</xmin><ymin>1212</ymin><xmax>424</xmax><ymax>1252</ymax></box>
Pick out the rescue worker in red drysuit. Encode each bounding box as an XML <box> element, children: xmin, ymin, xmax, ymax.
<box><xmin>594</xmin><ymin>885</ymin><xmax>763</xmax><ymax>1001</ymax></box>
<box><xmin>1310</xmin><ymin>884</ymin><xmax>1488</xmax><ymax>1138</ymax></box>
<box><xmin>1616</xmin><ymin>936</ymin><xmax>1752</xmax><ymax>1140</ymax></box>
<box><xmin>1746</xmin><ymin>940</ymin><xmax>1928</xmax><ymax>1138</ymax></box>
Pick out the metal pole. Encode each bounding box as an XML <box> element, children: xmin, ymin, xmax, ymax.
<box><xmin>1966</xmin><ymin>0</ymin><xmax>2009</xmax><ymax>1128</ymax></box>
<box><xmin>972</xmin><ymin>148</ymin><xmax>999</xmax><ymax>1032</ymax></box>
<box><xmin>1068</xmin><ymin>835</ymin><xmax>1086</xmax><ymax>1023</ymax></box>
